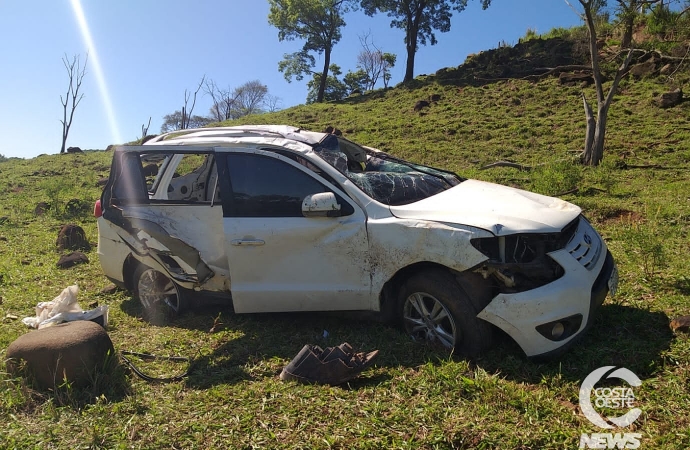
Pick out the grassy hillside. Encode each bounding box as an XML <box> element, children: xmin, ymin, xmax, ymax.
<box><xmin>0</xmin><ymin>36</ymin><xmax>689</xmax><ymax>448</ymax></box>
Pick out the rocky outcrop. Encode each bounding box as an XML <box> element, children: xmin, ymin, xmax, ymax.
<box><xmin>558</xmin><ymin>72</ymin><xmax>594</xmax><ymax>86</ymax></box>
<box><xmin>654</xmin><ymin>88</ymin><xmax>683</xmax><ymax>108</ymax></box>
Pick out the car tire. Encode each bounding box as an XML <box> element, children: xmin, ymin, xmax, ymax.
<box><xmin>398</xmin><ymin>269</ymin><xmax>492</xmax><ymax>357</ymax></box>
<box><xmin>132</xmin><ymin>264</ymin><xmax>187</xmax><ymax>324</ymax></box>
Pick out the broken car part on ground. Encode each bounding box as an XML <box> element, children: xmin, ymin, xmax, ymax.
<box><xmin>95</xmin><ymin>125</ymin><xmax>618</xmax><ymax>358</ymax></box>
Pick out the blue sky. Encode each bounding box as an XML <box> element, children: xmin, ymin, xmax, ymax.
<box><xmin>0</xmin><ymin>0</ymin><xmax>585</xmax><ymax>159</ymax></box>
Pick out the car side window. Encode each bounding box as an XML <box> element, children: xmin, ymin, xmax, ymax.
<box><xmin>226</xmin><ymin>153</ymin><xmax>344</xmax><ymax>218</ymax></box>
<box><xmin>111</xmin><ymin>153</ymin><xmax>148</xmax><ymax>204</ymax></box>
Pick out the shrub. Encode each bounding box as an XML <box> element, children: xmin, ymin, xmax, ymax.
<box><xmin>529</xmin><ymin>160</ymin><xmax>583</xmax><ymax>197</ymax></box>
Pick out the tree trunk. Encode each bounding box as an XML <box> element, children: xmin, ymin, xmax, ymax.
<box><xmin>621</xmin><ymin>15</ymin><xmax>634</xmax><ymax>48</ymax></box>
<box><xmin>581</xmin><ymin>94</ymin><xmax>599</xmax><ymax>165</ymax></box>
<box><xmin>317</xmin><ymin>47</ymin><xmax>332</xmax><ymax>103</ymax></box>
<box><xmin>404</xmin><ymin>42</ymin><xmax>415</xmax><ymax>83</ymax></box>
<box><xmin>403</xmin><ymin>8</ymin><xmax>420</xmax><ymax>83</ymax></box>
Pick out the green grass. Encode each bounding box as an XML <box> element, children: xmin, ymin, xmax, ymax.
<box><xmin>1</xmin><ymin>39</ymin><xmax>689</xmax><ymax>448</ymax></box>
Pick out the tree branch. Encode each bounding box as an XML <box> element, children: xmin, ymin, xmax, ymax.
<box><xmin>479</xmin><ymin>161</ymin><xmax>532</xmax><ymax>171</ymax></box>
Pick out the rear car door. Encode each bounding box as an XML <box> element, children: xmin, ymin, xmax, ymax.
<box><xmin>216</xmin><ymin>149</ymin><xmax>373</xmax><ymax>313</ymax></box>
<box><xmin>100</xmin><ymin>147</ymin><xmax>229</xmax><ymax>292</ymax></box>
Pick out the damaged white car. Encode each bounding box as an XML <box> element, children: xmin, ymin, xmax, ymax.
<box><xmin>95</xmin><ymin>125</ymin><xmax>618</xmax><ymax>358</ymax></box>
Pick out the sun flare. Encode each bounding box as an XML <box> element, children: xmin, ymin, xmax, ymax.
<box><xmin>69</xmin><ymin>0</ymin><xmax>122</xmax><ymax>145</ymax></box>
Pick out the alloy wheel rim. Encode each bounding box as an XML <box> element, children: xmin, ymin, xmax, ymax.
<box><xmin>138</xmin><ymin>268</ymin><xmax>180</xmax><ymax>314</ymax></box>
<box><xmin>403</xmin><ymin>292</ymin><xmax>458</xmax><ymax>349</ymax></box>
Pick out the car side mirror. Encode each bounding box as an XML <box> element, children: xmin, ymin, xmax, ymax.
<box><xmin>302</xmin><ymin>192</ymin><xmax>341</xmax><ymax>217</ymax></box>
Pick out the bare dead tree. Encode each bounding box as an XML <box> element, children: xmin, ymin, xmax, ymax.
<box><xmin>204</xmin><ymin>78</ymin><xmax>236</xmax><ymax>122</ymax></box>
<box><xmin>566</xmin><ymin>0</ymin><xmax>635</xmax><ymax>166</ymax></box>
<box><xmin>357</xmin><ymin>32</ymin><xmax>384</xmax><ymax>90</ymax></box>
<box><xmin>204</xmin><ymin>79</ymin><xmax>269</xmax><ymax>121</ymax></box>
<box><xmin>60</xmin><ymin>53</ymin><xmax>88</xmax><ymax>154</ymax></box>
<box><xmin>356</xmin><ymin>31</ymin><xmax>396</xmax><ymax>90</ymax></box>
<box><xmin>181</xmin><ymin>76</ymin><xmax>206</xmax><ymax>129</ymax></box>
<box><xmin>140</xmin><ymin>117</ymin><xmax>151</xmax><ymax>140</ymax></box>
<box><xmin>264</xmin><ymin>94</ymin><xmax>283</xmax><ymax>112</ymax></box>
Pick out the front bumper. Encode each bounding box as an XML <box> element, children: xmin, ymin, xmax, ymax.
<box><xmin>477</xmin><ymin>243</ymin><xmax>617</xmax><ymax>358</ymax></box>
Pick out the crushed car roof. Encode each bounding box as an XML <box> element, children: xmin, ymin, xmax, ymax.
<box><xmin>145</xmin><ymin>125</ymin><xmax>328</xmax><ymax>147</ymax></box>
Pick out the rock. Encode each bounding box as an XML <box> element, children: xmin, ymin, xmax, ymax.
<box><xmin>670</xmin><ymin>315</ymin><xmax>690</xmax><ymax>333</ymax></box>
<box><xmin>97</xmin><ymin>177</ymin><xmax>109</xmax><ymax>187</ymax></box>
<box><xmin>66</xmin><ymin>146</ymin><xmax>83</xmax><ymax>154</ymax></box>
<box><xmin>34</xmin><ymin>202</ymin><xmax>50</xmax><ymax>216</ymax></box>
<box><xmin>629</xmin><ymin>60</ymin><xmax>657</xmax><ymax>79</ymax></box>
<box><xmin>100</xmin><ymin>284</ymin><xmax>120</xmax><ymax>295</ymax></box>
<box><xmin>430</xmin><ymin>94</ymin><xmax>442</xmax><ymax>102</ymax></box>
<box><xmin>142</xmin><ymin>163</ymin><xmax>158</xmax><ymax>177</ymax></box>
<box><xmin>57</xmin><ymin>252</ymin><xmax>89</xmax><ymax>269</ymax></box>
<box><xmin>659</xmin><ymin>63</ymin><xmax>673</xmax><ymax>75</ymax></box>
<box><xmin>414</xmin><ymin>100</ymin><xmax>430</xmax><ymax>112</ymax></box>
<box><xmin>6</xmin><ymin>321</ymin><xmax>114</xmax><ymax>389</ymax></box>
<box><xmin>558</xmin><ymin>72</ymin><xmax>594</xmax><ymax>86</ymax></box>
<box><xmin>655</xmin><ymin>88</ymin><xmax>683</xmax><ymax>109</ymax></box>
<box><xmin>56</xmin><ymin>224</ymin><xmax>90</xmax><ymax>251</ymax></box>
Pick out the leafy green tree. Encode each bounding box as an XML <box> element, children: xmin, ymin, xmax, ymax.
<box><xmin>269</xmin><ymin>0</ymin><xmax>354</xmax><ymax>103</ymax></box>
<box><xmin>360</xmin><ymin>0</ymin><xmax>490</xmax><ymax>82</ymax></box>
<box><xmin>306</xmin><ymin>64</ymin><xmax>349</xmax><ymax>103</ymax></box>
<box><xmin>381</xmin><ymin>52</ymin><xmax>397</xmax><ymax>87</ymax></box>
<box><xmin>160</xmin><ymin>111</ymin><xmax>213</xmax><ymax>133</ymax></box>
<box><xmin>344</xmin><ymin>69</ymin><xmax>369</xmax><ymax>93</ymax></box>
<box><xmin>612</xmin><ymin>0</ymin><xmax>662</xmax><ymax>47</ymax></box>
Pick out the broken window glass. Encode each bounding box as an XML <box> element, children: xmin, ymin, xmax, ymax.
<box><xmin>313</xmin><ymin>138</ymin><xmax>463</xmax><ymax>206</ymax></box>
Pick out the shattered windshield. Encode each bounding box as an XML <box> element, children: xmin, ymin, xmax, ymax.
<box><xmin>313</xmin><ymin>135</ymin><xmax>464</xmax><ymax>206</ymax></box>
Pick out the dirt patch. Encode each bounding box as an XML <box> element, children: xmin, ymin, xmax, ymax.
<box><xmin>598</xmin><ymin>208</ymin><xmax>644</xmax><ymax>224</ymax></box>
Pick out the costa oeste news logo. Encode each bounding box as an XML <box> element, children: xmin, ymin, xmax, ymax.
<box><xmin>578</xmin><ymin>366</ymin><xmax>643</xmax><ymax>449</ymax></box>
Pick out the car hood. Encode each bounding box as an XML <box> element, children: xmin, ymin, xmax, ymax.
<box><xmin>389</xmin><ymin>179</ymin><xmax>581</xmax><ymax>235</ymax></box>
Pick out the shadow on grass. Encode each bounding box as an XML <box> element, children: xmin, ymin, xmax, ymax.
<box><xmin>119</xmin><ymin>295</ymin><xmax>673</xmax><ymax>389</ymax></box>
<box><xmin>673</xmin><ymin>276</ymin><xmax>690</xmax><ymax>296</ymax></box>
<box><xmin>475</xmin><ymin>303</ymin><xmax>673</xmax><ymax>385</ymax></box>
<box><xmin>120</xmin><ymin>295</ymin><xmax>457</xmax><ymax>388</ymax></box>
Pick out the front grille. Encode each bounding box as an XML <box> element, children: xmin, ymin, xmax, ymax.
<box><xmin>565</xmin><ymin>218</ymin><xmax>602</xmax><ymax>270</ymax></box>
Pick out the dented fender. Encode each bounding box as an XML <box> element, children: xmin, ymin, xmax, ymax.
<box><xmin>367</xmin><ymin>217</ymin><xmax>492</xmax><ymax>295</ymax></box>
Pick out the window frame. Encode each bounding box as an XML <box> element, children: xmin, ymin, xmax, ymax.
<box><xmin>216</xmin><ymin>149</ymin><xmax>357</xmax><ymax>219</ymax></box>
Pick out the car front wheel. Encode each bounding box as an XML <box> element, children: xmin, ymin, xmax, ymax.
<box><xmin>132</xmin><ymin>264</ymin><xmax>186</xmax><ymax>324</ymax></box>
<box><xmin>399</xmin><ymin>270</ymin><xmax>492</xmax><ymax>357</ymax></box>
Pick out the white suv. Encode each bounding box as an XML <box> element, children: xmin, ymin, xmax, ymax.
<box><xmin>95</xmin><ymin>125</ymin><xmax>618</xmax><ymax>357</ymax></box>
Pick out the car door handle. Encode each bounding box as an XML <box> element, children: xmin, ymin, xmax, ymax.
<box><xmin>231</xmin><ymin>239</ymin><xmax>265</xmax><ymax>246</ymax></box>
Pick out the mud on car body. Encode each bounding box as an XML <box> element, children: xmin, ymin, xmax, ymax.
<box><xmin>96</xmin><ymin>125</ymin><xmax>618</xmax><ymax>357</ymax></box>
